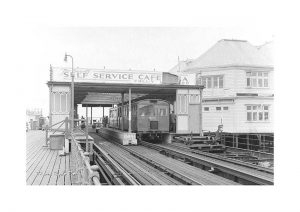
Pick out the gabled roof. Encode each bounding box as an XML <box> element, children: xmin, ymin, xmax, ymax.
<box><xmin>170</xmin><ymin>39</ymin><xmax>273</xmax><ymax>72</ymax></box>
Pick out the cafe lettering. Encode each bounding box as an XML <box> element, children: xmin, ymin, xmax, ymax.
<box><xmin>53</xmin><ymin>67</ymin><xmax>163</xmax><ymax>84</ymax></box>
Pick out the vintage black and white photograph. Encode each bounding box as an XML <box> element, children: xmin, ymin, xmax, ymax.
<box><xmin>26</xmin><ymin>27</ymin><xmax>274</xmax><ymax>186</ymax></box>
<box><xmin>3</xmin><ymin>1</ymin><xmax>300</xmax><ymax>212</ymax></box>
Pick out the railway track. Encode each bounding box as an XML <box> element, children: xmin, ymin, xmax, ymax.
<box><xmin>123</xmin><ymin>145</ymin><xmax>238</xmax><ymax>185</ymax></box>
<box><xmin>169</xmin><ymin>142</ymin><xmax>274</xmax><ymax>174</ymax></box>
<box><xmin>91</xmin><ymin>132</ymin><xmax>238</xmax><ymax>185</ymax></box>
<box><xmin>139</xmin><ymin>141</ymin><xmax>274</xmax><ymax>185</ymax></box>
<box><xmin>91</xmin><ymin>133</ymin><xmax>182</xmax><ymax>185</ymax></box>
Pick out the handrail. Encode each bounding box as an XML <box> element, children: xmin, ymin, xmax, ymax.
<box><xmin>70</xmin><ymin>134</ymin><xmax>101</xmax><ymax>185</ymax></box>
<box><xmin>44</xmin><ymin>117</ymin><xmax>100</xmax><ymax>185</ymax></box>
<box><xmin>48</xmin><ymin>119</ymin><xmax>65</xmax><ymax>128</ymax></box>
<box><xmin>51</xmin><ymin>121</ymin><xmax>65</xmax><ymax>135</ymax></box>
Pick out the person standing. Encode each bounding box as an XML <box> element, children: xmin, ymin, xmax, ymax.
<box><xmin>170</xmin><ymin>111</ymin><xmax>176</xmax><ymax>132</ymax></box>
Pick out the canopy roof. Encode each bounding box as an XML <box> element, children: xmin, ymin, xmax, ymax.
<box><xmin>48</xmin><ymin>81</ymin><xmax>203</xmax><ymax>105</ymax></box>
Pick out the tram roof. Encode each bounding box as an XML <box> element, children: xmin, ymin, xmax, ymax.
<box><xmin>47</xmin><ymin>81</ymin><xmax>204</xmax><ymax>105</ymax></box>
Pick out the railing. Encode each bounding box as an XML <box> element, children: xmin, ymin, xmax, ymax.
<box><xmin>203</xmin><ymin>131</ymin><xmax>274</xmax><ymax>154</ymax></box>
<box><xmin>45</xmin><ymin>117</ymin><xmax>101</xmax><ymax>185</ymax></box>
<box><xmin>221</xmin><ymin>133</ymin><xmax>274</xmax><ymax>154</ymax></box>
<box><xmin>70</xmin><ymin>134</ymin><xmax>101</xmax><ymax>185</ymax></box>
<box><xmin>44</xmin><ymin>118</ymin><xmax>70</xmax><ymax>147</ymax></box>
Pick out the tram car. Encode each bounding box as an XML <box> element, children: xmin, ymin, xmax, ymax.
<box><xmin>109</xmin><ymin>99</ymin><xmax>170</xmax><ymax>142</ymax></box>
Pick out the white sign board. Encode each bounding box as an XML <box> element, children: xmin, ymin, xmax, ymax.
<box><xmin>52</xmin><ymin>67</ymin><xmax>163</xmax><ymax>84</ymax></box>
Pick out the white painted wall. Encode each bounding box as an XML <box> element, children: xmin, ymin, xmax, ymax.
<box><xmin>198</xmin><ymin>68</ymin><xmax>274</xmax><ymax>133</ymax></box>
<box><xmin>232</xmin><ymin>98</ymin><xmax>274</xmax><ymax>133</ymax></box>
<box><xmin>202</xmin><ymin>102</ymin><xmax>235</xmax><ymax>132</ymax></box>
<box><xmin>50</xmin><ymin>85</ymin><xmax>71</xmax><ymax>129</ymax></box>
<box><xmin>200</xmin><ymin>68</ymin><xmax>274</xmax><ymax>98</ymax></box>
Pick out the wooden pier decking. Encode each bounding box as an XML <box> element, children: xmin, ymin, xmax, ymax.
<box><xmin>26</xmin><ymin>130</ymin><xmax>74</xmax><ymax>185</ymax></box>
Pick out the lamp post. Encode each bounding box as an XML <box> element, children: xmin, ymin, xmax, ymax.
<box><xmin>64</xmin><ymin>53</ymin><xmax>74</xmax><ymax>133</ymax></box>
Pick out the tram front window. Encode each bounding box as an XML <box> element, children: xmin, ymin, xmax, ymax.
<box><xmin>139</xmin><ymin>105</ymin><xmax>156</xmax><ymax>116</ymax></box>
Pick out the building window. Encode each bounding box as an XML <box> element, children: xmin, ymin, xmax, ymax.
<box><xmin>246</xmin><ymin>105</ymin><xmax>270</xmax><ymax>122</ymax></box>
<box><xmin>204</xmin><ymin>107</ymin><xmax>209</xmax><ymax>111</ymax></box>
<box><xmin>201</xmin><ymin>75</ymin><xmax>223</xmax><ymax>89</ymax></box>
<box><xmin>213</xmin><ymin>76</ymin><xmax>218</xmax><ymax>88</ymax></box>
<box><xmin>246</xmin><ymin>71</ymin><xmax>269</xmax><ymax>88</ymax></box>
<box><xmin>207</xmin><ymin>77</ymin><xmax>212</xmax><ymax>88</ymax></box>
<box><xmin>216</xmin><ymin>107</ymin><xmax>221</xmax><ymax>111</ymax></box>
<box><xmin>51</xmin><ymin>92</ymin><xmax>69</xmax><ymax>113</ymax></box>
<box><xmin>223</xmin><ymin>106</ymin><xmax>229</xmax><ymax>110</ymax></box>
<box><xmin>178</xmin><ymin>94</ymin><xmax>188</xmax><ymax>114</ymax></box>
<box><xmin>219</xmin><ymin>76</ymin><xmax>223</xmax><ymax>88</ymax></box>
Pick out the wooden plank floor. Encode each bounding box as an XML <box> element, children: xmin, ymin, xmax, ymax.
<box><xmin>26</xmin><ymin>130</ymin><xmax>76</xmax><ymax>185</ymax></box>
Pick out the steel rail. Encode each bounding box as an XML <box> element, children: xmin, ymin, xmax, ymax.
<box><xmin>99</xmin><ymin>144</ymin><xmax>160</xmax><ymax>185</ymax></box>
<box><xmin>121</xmin><ymin>146</ymin><xmax>204</xmax><ymax>185</ymax></box>
<box><xmin>93</xmin><ymin>144</ymin><xmax>141</xmax><ymax>185</ymax></box>
<box><xmin>140</xmin><ymin>141</ymin><xmax>274</xmax><ymax>185</ymax></box>
<box><xmin>93</xmin><ymin>132</ymin><xmax>238</xmax><ymax>185</ymax></box>
<box><xmin>99</xmin><ymin>142</ymin><xmax>182</xmax><ymax>185</ymax></box>
<box><xmin>94</xmin><ymin>152</ymin><xmax>125</xmax><ymax>185</ymax></box>
<box><xmin>96</xmin><ymin>135</ymin><xmax>203</xmax><ymax>184</ymax></box>
<box><xmin>170</xmin><ymin>142</ymin><xmax>274</xmax><ymax>174</ymax></box>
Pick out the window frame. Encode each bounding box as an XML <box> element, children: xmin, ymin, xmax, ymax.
<box><xmin>201</xmin><ymin>75</ymin><xmax>224</xmax><ymax>89</ymax></box>
<box><xmin>246</xmin><ymin>104</ymin><xmax>270</xmax><ymax>122</ymax></box>
<box><xmin>246</xmin><ymin>71</ymin><xmax>269</xmax><ymax>88</ymax></box>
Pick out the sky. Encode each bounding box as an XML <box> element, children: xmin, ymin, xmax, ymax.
<box><xmin>26</xmin><ymin>27</ymin><xmax>273</xmax><ymax>118</ymax></box>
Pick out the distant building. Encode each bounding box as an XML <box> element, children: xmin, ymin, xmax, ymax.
<box><xmin>26</xmin><ymin>108</ymin><xmax>43</xmax><ymax>130</ymax></box>
<box><xmin>169</xmin><ymin>39</ymin><xmax>273</xmax><ymax>135</ymax></box>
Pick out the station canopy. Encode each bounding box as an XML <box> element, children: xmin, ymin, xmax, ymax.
<box><xmin>49</xmin><ymin>67</ymin><xmax>202</xmax><ymax>106</ymax></box>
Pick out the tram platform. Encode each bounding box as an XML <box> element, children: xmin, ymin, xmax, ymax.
<box><xmin>26</xmin><ymin>130</ymin><xmax>95</xmax><ymax>185</ymax></box>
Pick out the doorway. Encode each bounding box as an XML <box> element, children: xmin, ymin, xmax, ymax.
<box><xmin>188</xmin><ymin>104</ymin><xmax>200</xmax><ymax>133</ymax></box>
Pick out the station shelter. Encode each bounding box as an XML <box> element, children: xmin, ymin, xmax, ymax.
<box><xmin>47</xmin><ymin>66</ymin><xmax>204</xmax><ymax>135</ymax></box>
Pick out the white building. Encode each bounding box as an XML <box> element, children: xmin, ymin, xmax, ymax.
<box><xmin>169</xmin><ymin>39</ymin><xmax>273</xmax><ymax>144</ymax></box>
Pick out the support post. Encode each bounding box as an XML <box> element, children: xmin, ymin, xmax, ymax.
<box><xmin>128</xmin><ymin>88</ymin><xmax>132</xmax><ymax>133</ymax></box>
<box><xmin>71</xmin><ymin>60</ymin><xmax>74</xmax><ymax>133</ymax></box>
<box><xmin>263</xmin><ymin>135</ymin><xmax>265</xmax><ymax>152</ymax></box>
<box><xmin>75</xmin><ymin>104</ymin><xmax>78</xmax><ymax>127</ymax></box>
<box><xmin>199</xmin><ymin>87</ymin><xmax>203</xmax><ymax>136</ymax></box>
<box><xmin>86</xmin><ymin>106</ymin><xmax>89</xmax><ymax>152</ymax></box>
<box><xmin>232</xmin><ymin>134</ymin><xmax>235</xmax><ymax>147</ymax></box>
<box><xmin>44</xmin><ymin>125</ymin><xmax>48</xmax><ymax>147</ymax></box>
<box><xmin>258</xmin><ymin>134</ymin><xmax>262</xmax><ymax>151</ymax></box>
<box><xmin>91</xmin><ymin>107</ymin><xmax>93</xmax><ymax>125</ymax></box>
<box><xmin>49</xmin><ymin>84</ymin><xmax>53</xmax><ymax>129</ymax></box>
<box><xmin>65</xmin><ymin>117</ymin><xmax>69</xmax><ymax>137</ymax></box>
<box><xmin>235</xmin><ymin>134</ymin><xmax>239</xmax><ymax>148</ymax></box>
<box><xmin>121</xmin><ymin>93</ymin><xmax>124</xmax><ymax>131</ymax></box>
<box><xmin>247</xmin><ymin>134</ymin><xmax>250</xmax><ymax>150</ymax></box>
